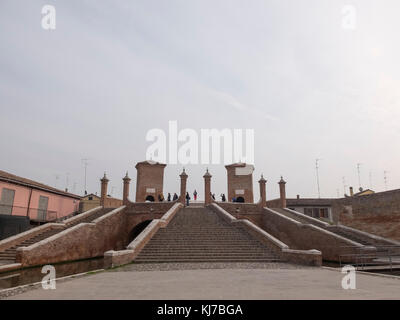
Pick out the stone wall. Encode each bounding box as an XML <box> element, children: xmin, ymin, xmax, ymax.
<box><xmin>16</xmin><ymin>207</ymin><xmax>127</xmax><ymax>266</ymax></box>
<box><xmin>216</xmin><ymin>202</ymin><xmax>263</xmax><ymax>226</ymax></box>
<box><xmin>15</xmin><ymin>203</ymin><xmax>175</xmax><ymax>267</ymax></box>
<box><xmin>332</xmin><ymin>189</ymin><xmax>400</xmax><ymax>241</ymax></box>
<box><xmin>103</xmin><ymin>197</ymin><xmax>123</xmax><ymax>208</ymax></box>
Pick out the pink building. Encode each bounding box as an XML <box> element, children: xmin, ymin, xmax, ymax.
<box><xmin>0</xmin><ymin>170</ymin><xmax>80</xmax><ymax>222</ymax></box>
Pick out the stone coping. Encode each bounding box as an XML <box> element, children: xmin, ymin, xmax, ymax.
<box><xmin>265</xmin><ymin>208</ymin><xmax>364</xmax><ymax>247</ymax></box>
<box><xmin>330</xmin><ymin>224</ymin><xmax>400</xmax><ymax>246</ymax></box>
<box><xmin>282</xmin><ymin>207</ymin><xmax>330</xmax><ymax>228</ymax></box>
<box><xmin>63</xmin><ymin>206</ymin><xmax>102</xmax><ymax>226</ymax></box>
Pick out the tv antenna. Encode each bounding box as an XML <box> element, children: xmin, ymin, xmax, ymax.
<box><xmin>54</xmin><ymin>174</ymin><xmax>59</xmax><ymax>188</ymax></box>
<box><xmin>81</xmin><ymin>158</ymin><xmax>91</xmax><ymax>195</ymax></box>
<box><xmin>384</xmin><ymin>170</ymin><xmax>389</xmax><ymax>191</ymax></box>
<box><xmin>357</xmin><ymin>163</ymin><xmax>362</xmax><ymax>190</ymax></box>
<box><xmin>315</xmin><ymin>159</ymin><xmax>322</xmax><ymax>198</ymax></box>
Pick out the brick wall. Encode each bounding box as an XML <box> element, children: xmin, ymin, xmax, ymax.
<box><xmin>332</xmin><ymin>189</ymin><xmax>400</xmax><ymax>241</ymax></box>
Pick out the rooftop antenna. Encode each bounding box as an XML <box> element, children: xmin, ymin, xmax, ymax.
<box><xmin>384</xmin><ymin>170</ymin><xmax>388</xmax><ymax>191</ymax></box>
<box><xmin>315</xmin><ymin>159</ymin><xmax>322</xmax><ymax>198</ymax></box>
<box><xmin>66</xmin><ymin>172</ymin><xmax>70</xmax><ymax>190</ymax></box>
<box><xmin>369</xmin><ymin>171</ymin><xmax>373</xmax><ymax>190</ymax></box>
<box><xmin>342</xmin><ymin>176</ymin><xmax>347</xmax><ymax>196</ymax></box>
<box><xmin>54</xmin><ymin>174</ymin><xmax>59</xmax><ymax>188</ymax></box>
<box><xmin>81</xmin><ymin>158</ymin><xmax>90</xmax><ymax>195</ymax></box>
<box><xmin>72</xmin><ymin>182</ymin><xmax>77</xmax><ymax>193</ymax></box>
<box><xmin>357</xmin><ymin>163</ymin><xmax>362</xmax><ymax>190</ymax></box>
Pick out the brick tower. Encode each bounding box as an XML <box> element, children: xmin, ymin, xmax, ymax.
<box><xmin>225</xmin><ymin>163</ymin><xmax>254</xmax><ymax>203</ymax></box>
<box><xmin>135</xmin><ymin>160</ymin><xmax>166</xmax><ymax>202</ymax></box>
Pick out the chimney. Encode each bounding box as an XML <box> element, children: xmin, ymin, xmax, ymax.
<box><xmin>349</xmin><ymin>186</ymin><xmax>354</xmax><ymax>197</ymax></box>
<box><xmin>296</xmin><ymin>195</ymin><xmax>300</xmax><ymax>199</ymax></box>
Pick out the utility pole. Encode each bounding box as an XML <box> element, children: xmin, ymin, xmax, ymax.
<box><xmin>81</xmin><ymin>158</ymin><xmax>90</xmax><ymax>195</ymax></box>
<box><xmin>315</xmin><ymin>159</ymin><xmax>322</xmax><ymax>198</ymax></box>
<box><xmin>357</xmin><ymin>163</ymin><xmax>362</xmax><ymax>190</ymax></box>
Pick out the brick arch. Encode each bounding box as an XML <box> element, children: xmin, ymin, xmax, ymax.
<box><xmin>236</xmin><ymin>196</ymin><xmax>245</xmax><ymax>203</ymax></box>
<box><xmin>145</xmin><ymin>195</ymin><xmax>155</xmax><ymax>202</ymax></box>
<box><xmin>128</xmin><ymin>219</ymin><xmax>153</xmax><ymax>243</ymax></box>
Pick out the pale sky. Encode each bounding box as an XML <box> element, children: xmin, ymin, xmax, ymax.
<box><xmin>1</xmin><ymin>0</ymin><xmax>399</xmax><ymax>201</ymax></box>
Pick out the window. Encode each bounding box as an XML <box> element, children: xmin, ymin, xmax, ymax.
<box><xmin>0</xmin><ymin>188</ymin><xmax>15</xmax><ymax>215</ymax></box>
<box><xmin>88</xmin><ymin>196</ymin><xmax>93</xmax><ymax>200</ymax></box>
<box><xmin>304</xmin><ymin>207</ymin><xmax>329</xmax><ymax>219</ymax></box>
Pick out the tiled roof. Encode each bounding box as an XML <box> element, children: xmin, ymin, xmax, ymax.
<box><xmin>0</xmin><ymin>170</ymin><xmax>81</xmax><ymax>199</ymax></box>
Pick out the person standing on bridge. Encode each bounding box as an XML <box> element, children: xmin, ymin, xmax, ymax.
<box><xmin>173</xmin><ymin>193</ymin><xmax>178</xmax><ymax>201</ymax></box>
<box><xmin>193</xmin><ymin>190</ymin><xmax>198</xmax><ymax>201</ymax></box>
<box><xmin>185</xmin><ymin>192</ymin><xmax>191</xmax><ymax>206</ymax></box>
<box><xmin>167</xmin><ymin>193</ymin><xmax>171</xmax><ymax>202</ymax></box>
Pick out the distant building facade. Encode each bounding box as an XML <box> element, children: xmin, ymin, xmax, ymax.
<box><xmin>266</xmin><ymin>197</ymin><xmax>334</xmax><ymax>222</ymax></box>
<box><xmin>0</xmin><ymin>170</ymin><xmax>80</xmax><ymax>222</ymax></box>
<box><xmin>79</xmin><ymin>193</ymin><xmax>100</xmax><ymax>213</ymax></box>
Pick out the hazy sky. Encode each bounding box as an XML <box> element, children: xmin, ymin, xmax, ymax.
<box><xmin>1</xmin><ymin>0</ymin><xmax>400</xmax><ymax>201</ymax></box>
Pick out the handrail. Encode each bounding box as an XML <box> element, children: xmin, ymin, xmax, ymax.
<box><xmin>0</xmin><ymin>204</ymin><xmax>58</xmax><ymax>221</ymax></box>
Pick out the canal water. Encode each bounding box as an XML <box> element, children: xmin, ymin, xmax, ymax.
<box><xmin>0</xmin><ymin>257</ymin><xmax>104</xmax><ymax>290</ymax></box>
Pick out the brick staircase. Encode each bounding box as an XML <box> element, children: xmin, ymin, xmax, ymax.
<box><xmin>271</xmin><ymin>208</ymin><xmax>373</xmax><ymax>246</ymax></box>
<box><xmin>271</xmin><ymin>208</ymin><xmax>312</xmax><ymax>224</ymax></box>
<box><xmin>135</xmin><ymin>207</ymin><xmax>281</xmax><ymax>263</ymax></box>
<box><xmin>0</xmin><ymin>208</ymin><xmax>114</xmax><ymax>264</ymax></box>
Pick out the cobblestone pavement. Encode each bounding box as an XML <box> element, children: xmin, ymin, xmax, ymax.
<box><xmin>4</xmin><ymin>262</ymin><xmax>400</xmax><ymax>300</ymax></box>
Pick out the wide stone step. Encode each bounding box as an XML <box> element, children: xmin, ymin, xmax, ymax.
<box><xmin>0</xmin><ymin>254</ymin><xmax>16</xmax><ymax>258</ymax></box>
<box><xmin>143</xmin><ymin>245</ymin><xmax>265</xmax><ymax>250</ymax></box>
<box><xmin>141</xmin><ymin>250</ymin><xmax>272</xmax><ymax>255</ymax></box>
<box><xmin>135</xmin><ymin>257</ymin><xmax>281</xmax><ymax>263</ymax></box>
<box><xmin>148</xmin><ymin>240</ymin><xmax>260</xmax><ymax>244</ymax></box>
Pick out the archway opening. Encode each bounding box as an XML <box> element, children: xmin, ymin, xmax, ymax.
<box><xmin>145</xmin><ymin>195</ymin><xmax>155</xmax><ymax>202</ymax></box>
<box><xmin>236</xmin><ymin>196</ymin><xmax>245</xmax><ymax>203</ymax></box>
<box><xmin>128</xmin><ymin>220</ymin><xmax>152</xmax><ymax>244</ymax></box>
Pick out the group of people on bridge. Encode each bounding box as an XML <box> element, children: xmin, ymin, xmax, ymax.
<box><xmin>154</xmin><ymin>190</ymin><xmax>228</xmax><ymax>206</ymax></box>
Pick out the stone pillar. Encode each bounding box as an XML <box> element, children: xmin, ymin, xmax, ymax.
<box><xmin>123</xmin><ymin>172</ymin><xmax>131</xmax><ymax>205</ymax></box>
<box><xmin>258</xmin><ymin>174</ymin><xmax>267</xmax><ymax>208</ymax></box>
<box><xmin>179</xmin><ymin>168</ymin><xmax>188</xmax><ymax>204</ymax></box>
<box><xmin>100</xmin><ymin>173</ymin><xmax>109</xmax><ymax>207</ymax></box>
<box><xmin>279</xmin><ymin>176</ymin><xmax>287</xmax><ymax>208</ymax></box>
<box><xmin>203</xmin><ymin>168</ymin><xmax>212</xmax><ymax>205</ymax></box>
